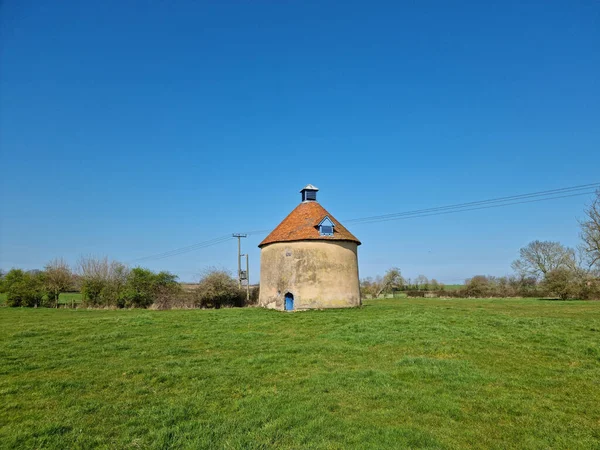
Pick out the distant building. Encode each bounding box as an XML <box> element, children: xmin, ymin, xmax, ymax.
<box><xmin>258</xmin><ymin>185</ymin><xmax>361</xmax><ymax>311</ymax></box>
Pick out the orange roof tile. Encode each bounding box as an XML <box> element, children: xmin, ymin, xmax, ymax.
<box><xmin>259</xmin><ymin>201</ymin><xmax>361</xmax><ymax>248</ymax></box>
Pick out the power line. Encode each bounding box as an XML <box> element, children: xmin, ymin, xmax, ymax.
<box><xmin>130</xmin><ymin>235</ymin><xmax>233</xmax><ymax>263</ymax></box>
<box><xmin>344</xmin><ymin>182</ymin><xmax>600</xmax><ymax>224</ymax></box>
<box><xmin>346</xmin><ymin>190</ymin><xmax>597</xmax><ymax>226</ymax></box>
<box><xmin>238</xmin><ymin>183</ymin><xmax>599</xmax><ymax>232</ymax></box>
<box><xmin>131</xmin><ymin>183</ymin><xmax>599</xmax><ymax>262</ymax></box>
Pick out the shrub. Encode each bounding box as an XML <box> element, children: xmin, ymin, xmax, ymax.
<box><xmin>406</xmin><ymin>290</ymin><xmax>426</xmax><ymax>298</ymax></box>
<box><xmin>464</xmin><ymin>275</ymin><xmax>491</xmax><ymax>297</ymax></box>
<box><xmin>2</xmin><ymin>269</ymin><xmax>47</xmax><ymax>307</ymax></box>
<box><xmin>123</xmin><ymin>268</ymin><xmax>180</xmax><ymax>308</ymax></box>
<box><xmin>151</xmin><ymin>289</ymin><xmax>193</xmax><ymax>310</ymax></box>
<box><xmin>541</xmin><ymin>269</ymin><xmax>600</xmax><ymax>300</ymax></box>
<box><xmin>78</xmin><ymin>257</ymin><xmax>129</xmax><ymax>307</ymax></box>
<box><xmin>78</xmin><ymin>257</ymin><xmax>182</xmax><ymax>308</ymax></box>
<box><xmin>360</xmin><ymin>277</ymin><xmax>380</xmax><ymax>299</ymax></box>
<box><xmin>543</xmin><ymin>268</ymin><xmax>581</xmax><ymax>300</ymax></box>
<box><xmin>194</xmin><ymin>269</ymin><xmax>243</xmax><ymax>308</ymax></box>
<box><xmin>580</xmin><ymin>277</ymin><xmax>600</xmax><ymax>300</ymax></box>
<box><xmin>44</xmin><ymin>258</ymin><xmax>73</xmax><ymax>308</ymax></box>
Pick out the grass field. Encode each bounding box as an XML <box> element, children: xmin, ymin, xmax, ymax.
<box><xmin>1</xmin><ymin>299</ymin><xmax>599</xmax><ymax>449</ymax></box>
<box><xmin>440</xmin><ymin>284</ymin><xmax>464</xmax><ymax>291</ymax></box>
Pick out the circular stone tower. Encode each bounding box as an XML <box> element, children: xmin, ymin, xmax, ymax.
<box><xmin>258</xmin><ymin>185</ymin><xmax>361</xmax><ymax>311</ymax></box>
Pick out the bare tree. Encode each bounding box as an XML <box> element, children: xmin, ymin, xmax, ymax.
<box><xmin>580</xmin><ymin>190</ymin><xmax>600</xmax><ymax>271</ymax></box>
<box><xmin>511</xmin><ymin>241</ymin><xmax>576</xmax><ymax>279</ymax></box>
<box><xmin>360</xmin><ymin>277</ymin><xmax>376</xmax><ymax>298</ymax></box>
<box><xmin>376</xmin><ymin>267</ymin><xmax>404</xmax><ymax>297</ymax></box>
<box><xmin>44</xmin><ymin>258</ymin><xmax>73</xmax><ymax>308</ymax></box>
<box><xmin>77</xmin><ymin>256</ymin><xmax>129</xmax><ymax>306</ymax></box>
<box><xmin>415</xmin><ymin>275</ymin><xmax>429</xmax><ymax>291</ymax></box>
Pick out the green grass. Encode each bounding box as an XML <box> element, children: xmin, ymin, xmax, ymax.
<box><xmin>1</xmin><ymin>299</ymin><xmax>599</xmax><ymax>449</ymax></box>
<box><xmin>56</xmin><ymin>292</ymin><xmax>83</xmax><ymax>306</ymax></box>
<box><xmin>441</xmin><ymin>284</ymin><xmax>464</xmax><ymax>291</ymax></box>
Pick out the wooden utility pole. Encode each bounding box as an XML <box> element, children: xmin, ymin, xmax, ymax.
<box><xmin>232</xmin><ymin>233</ymin><xmax>247</xmax><ymax>288</ymax></box>
<box><xmin>245</xmin><ymin>253</ymin><xmax>250</xmax><ymax>303</ymax></box>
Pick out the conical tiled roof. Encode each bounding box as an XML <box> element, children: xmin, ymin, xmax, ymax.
<box><xmin>259</xmin><ymin>201</ymin><xmax>361</xmax><ymax>248</ymax></box>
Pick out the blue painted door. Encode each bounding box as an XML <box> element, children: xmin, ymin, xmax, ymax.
<box><xmin>284</xmin><ymin>293</ymin><xmax>294</xmax><ymax>311</ymax></box>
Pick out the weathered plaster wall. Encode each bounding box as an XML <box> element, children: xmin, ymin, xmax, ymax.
<box><xmin>258</xmin><ymin>240</ymin><xmax>360</xmax><ymax>310</ymax></box>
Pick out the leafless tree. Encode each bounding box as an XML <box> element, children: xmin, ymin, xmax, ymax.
<box><xmin>77</xmin><ymin>256</ymin><xmax>129</xmax><ymax>305</ymax></box>
<box><xmin>580</xmin><ymin>190</ymin><xmax>600</xmax><ymax>271</ymax></box>
<box><xmin>511</xmin><ymin>240</ymin><xmax>576</xmax><ymax>279</ymax></box>
<box><xmin>376</xmin><ymin>267</ymin><xmax>404</xmax><ymax>297</ymax></box>
<box><xmin>44</xmin><ymin>258</ymin><xmax>73</xmax><ymax>308</ymax></box>
<box><xmin>415</xmin><ymin>275</ymin><xmax>429</xmax><ymax>290</ymax></box>
<box><xmin>77</xmin><ymin>256</ymin><xmax>128</xmax><ymax>280</ymax></box>
<box><xmin>360</xmin><ymin>276</ymin><xmax>383</xmax><ymax>298</ymax></box>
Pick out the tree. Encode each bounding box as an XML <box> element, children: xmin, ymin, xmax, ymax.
<box><xmin>414</xmin><ymin>275</ymin><xmax>429</xmax><ymax>291</ymax></box>
<box><xmin>122</xmin><ymin>268</ymin><xmax>179</xmax><ymax>308</ymax></box>
<box><xmin>580</xmin><ymin>190</ymin><xmax>600</xmax><ymax>271</ymax></box>
<box><xmin>429</xmin><ymin>279</ymin><xmax>442</xmax><ymax>290</ymax></box>
<box><xmin>0</xmin><ymin>269</ymin><xmax>6</xmax><ymax>294</ymax></box>
<box><xmin>376</xmin><ymin>267</ymin><xmax>404</xmax><ymax>297</ymax></box>
<box><xmin>78</xmin><ymin>256</ymin><xmax>129</xmax><ymax>306</ymax></box>
<box><xmin>360</xmin><ymin>277</ymin><xmax>380</xmax><ymax>298</ymax></box>
<box><xmin>2</xmin><ymin>269</ymin><xmax>46</xmax><ymax>307</ymax></box>
<box><xmin>511</xmin><ymin>240</ymin><xmax>575</xmax><ymax>279</ymax></box>
<box><xmin>44</xmin><ymin>258</ymin><xmax>73</xmax><ymax>308</ymax></box>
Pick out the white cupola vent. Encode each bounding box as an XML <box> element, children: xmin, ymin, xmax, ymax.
<box><xmin>300</xmin><ymin>184</ymin><xmax>319</xmax><ymax>202</ymax></box>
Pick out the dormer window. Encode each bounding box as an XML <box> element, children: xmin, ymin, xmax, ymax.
<box><xmin>318</xmin><ymin>216</ymin><xmax>335</xmax><ymax>236</ymax></box>
<box><xmin>300</xmin><ymin>184</ymin><xmax>319</xmax><ymax>202</ymax></box>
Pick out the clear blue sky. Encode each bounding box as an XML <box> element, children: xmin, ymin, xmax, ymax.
<box><xmin>1</xmin><ymin>1</ymin><xmax>599</xmax><ymax>283</ymax></box>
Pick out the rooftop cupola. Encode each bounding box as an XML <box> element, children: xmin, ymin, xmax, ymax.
<box><xmin>300</xmin><ymin>184</ymin><xmax>319</xmax><ymax>202</ymax></box>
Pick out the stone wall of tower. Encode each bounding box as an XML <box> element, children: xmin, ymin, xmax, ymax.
<box><xmin>258</xmin><ymin>240</ymin><xmax>360</xmax><ymax>310</ymax></box>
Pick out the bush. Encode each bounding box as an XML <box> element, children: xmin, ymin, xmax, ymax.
<box><xmin>406</xmin><ymin>291</ymin><xmax>426</xmax><ymax>298</ymax></box>
<box><xmin>78</xmin><ymin>257</ymin><xmax>181</xmax><ymax>308</ymax></box>
<box><xmin>437</xmin><ymin>275</ymin><xmax>545</xmax><ymax>299</ymax></box>
<box><xmin>2</xmin><ymin>269</ymin><xmax>47</xmax><ymax>307</ymax></box>
<box><xmin>151</xmin><ymin>289</ymin><xmax>194</xmax><ymax>310</ymax></box>
<box><xmin>44</xmin><ymin>258</ymin><xmax>73</xmax><ymax>308</ymax></box>
<box><xmin>360</xmin><ymin>277</ymin><xmax>380</xmax><ymax>299</ymax></box>
<box><xmin>542</xmin><ymin>269</ymin><xmax>600</xmax><ymax>300</ymax></box>
<box><xmin>123</xmin><ymin>268</ymin><xmax>180</xmax><ymax>308</ymax></box>
<box><xmin>79</xmin><ymin>257</ymin><xmax>129</xmax><ymax>307</ymax></box>
<box><xmin>543</xmin><ymin>268</ymin><xmax>581</xmax><ymax>300</ymax></box>
<box><xmin>463</xmin><ymin>275</ymin><xmax>491</xmax><ymax>297</ymax></box>
<box><xmin>194</xmin><ymin>269</ymin><xmax>244</xmax><ymax>308</ymax></box>
<box><xmin>580</xmin><ymin>277</ymin><xmax>600</xmax><ymax>300</ymax></box>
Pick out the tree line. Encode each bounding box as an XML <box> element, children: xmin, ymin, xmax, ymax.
<box><xmin>2</xmin><ymin>191</ymin><xmax>600</xmax><ymax>306</ymax></box>
<box><xmin>361</xmin><ymin>190</ymin><xmax>600</xmax><ymax>300</ymax></box>
<box><xmin>0</xmin><ymin>257</ymin><xmax>257</xmax><ymax>309</ymax></box>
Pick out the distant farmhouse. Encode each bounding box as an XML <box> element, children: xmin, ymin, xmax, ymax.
<box><xmin>258</xmin><ymin>185</ymin><xmax>361</xmax><ymax>311</ymax></box>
